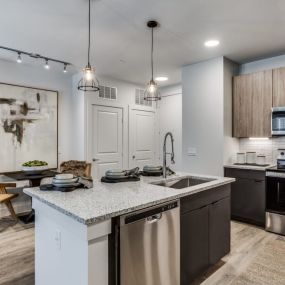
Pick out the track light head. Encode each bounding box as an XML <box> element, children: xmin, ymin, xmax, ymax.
<box><xmin>44</xmin><ymin>59</ymin><xmax>50</xmax><ymax>69</ymax></box>
<box><xmin>16</xmin><ymin>53</ymin><xmax>22</xmax><ymax>63</ymax></box>
<box><xmin>63</xmin><ymin>64</ymin><xmax>67</xmax><ymax>73</ymax></box>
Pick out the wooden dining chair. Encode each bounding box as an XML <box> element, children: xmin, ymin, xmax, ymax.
<box><xmin>0</xmin><ymin>183</ymin><xmax>18</xmax><ymax>221</ymax></box>
<box><xmin>60</xmin><ymin>160</ymin><xmax>92</xmax><ymax>178</ymax></box>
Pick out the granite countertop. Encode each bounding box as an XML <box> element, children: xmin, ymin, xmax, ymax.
<box><xmin>24</xmin><ymin>172</ymin><xmax>235</xmax><ymax>225</ymax></box>
<box><xmin>224</xmin><ymin>164</ymin><xmax>275</xmax><ymax>171</ymax></box>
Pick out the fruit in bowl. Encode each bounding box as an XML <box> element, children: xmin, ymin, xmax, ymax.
<box><xmin>22</xmin><ymin>160</ymin><xmax>49</xmax><ymax>174</ymax></box>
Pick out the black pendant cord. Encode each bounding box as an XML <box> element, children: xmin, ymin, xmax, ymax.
<box><xmin>151</xmin><ymin>27</ymin><xmax>154</xmax><ymax>81</ymax></box>
<box><xmin>87</xmin><ymin>0</ymin><xmax>91</xmax><ymax>67</ymax></box>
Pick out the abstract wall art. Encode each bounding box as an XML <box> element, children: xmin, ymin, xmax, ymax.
<box><xmin>0</xmin><ymin>83</ymin><xmax>58</xmax><ymax>172</ymax></box>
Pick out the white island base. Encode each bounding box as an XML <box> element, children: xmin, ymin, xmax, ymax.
<box><xmin>33</xmin><ymin>199</ymin><xmax>111</xmax><ymax>285</ymax></box>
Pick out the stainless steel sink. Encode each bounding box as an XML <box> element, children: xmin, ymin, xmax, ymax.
<box><xmin>151</xmin><ymin>177</ymin><xmax>216</xmax><ymax>189</ymax></box>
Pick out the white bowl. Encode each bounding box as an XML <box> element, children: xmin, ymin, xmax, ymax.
<box><xmin>22</xmin><ymin>165</ymin><xmax>49</xmax><ymax>172</ymax></box>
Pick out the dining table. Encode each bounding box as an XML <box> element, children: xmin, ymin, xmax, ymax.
<box><xmin>0</xmin><ymin>169</ymin><xmax>58</xmax><ymax>223</ymax></box>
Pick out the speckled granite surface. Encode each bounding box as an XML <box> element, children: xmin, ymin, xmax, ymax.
<box><xmin>24</xmin><ymin>172</ymin><xmax>235</xmax><ymax>225</ymax></box>
<box><xmin>224</xmin><ymin>164</ymin><xmax>275</xmax><ymax>171</ymax></box>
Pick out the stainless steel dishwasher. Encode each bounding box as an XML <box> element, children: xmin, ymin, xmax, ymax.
<box><xmin>119</xmin><ymin>200</ymin><xmax>180</xmax><ymax>285</ymax></box>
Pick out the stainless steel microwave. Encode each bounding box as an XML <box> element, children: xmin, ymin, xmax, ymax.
<box><xmin>272</xmin><ymin>107</ymin><xmax>285</xmax><ymax>135</ymax></box>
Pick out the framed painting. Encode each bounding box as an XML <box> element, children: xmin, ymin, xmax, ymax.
<box><xmin>0</xmin><ymin>82</ymin><xmax>58</xmax><ymax>173</ymax></box>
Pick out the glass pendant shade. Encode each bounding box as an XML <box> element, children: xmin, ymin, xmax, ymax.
<box><xmin>78</xmin><ymin>64</ymin><xmax>100</xmax><ymax>92</ymax></box>
<box><xmin>144</xmin><ymin>79</ymin><xmax>161</xmax><ymax>101</ymax></box>
<box><xmin>144</xmin><ymin>20</ymin><xmax>161</xmax><ymax>101</ymax></box>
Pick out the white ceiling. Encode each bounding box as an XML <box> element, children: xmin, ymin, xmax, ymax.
<box><xmin>1</xmin><ymin>0</ymin><xmax>285</xmax><ymax>86</ymax></box>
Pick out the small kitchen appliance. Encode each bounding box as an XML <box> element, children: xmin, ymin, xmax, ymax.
<box><xmin>236</xmin><ymin>152</ymin><xmax>246</xmax><ymax>164</ymax></box>
<box><xmin>277</xmin><ymin>149</ymin><xmax>285</xmax><ymax>169</ymax></box>
<box><xmin>272</xmin><ymin>106</ymin><xmax>285</xmax><ymax>136</ymax></box>
<box><xmin>246</xmin><ymin>152</ymin><xmax>256</xmax><ymax>164</ymax></box>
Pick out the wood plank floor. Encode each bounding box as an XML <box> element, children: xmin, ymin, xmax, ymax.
<box><xmin>0</xmin><ymin>218</ymin><xmax>284</xmax><ymax>285</ymax></box>
<box><xmin>0</xmin><ymin>217</ymin><xmax>34</xmax><ymax>285</ymax></box>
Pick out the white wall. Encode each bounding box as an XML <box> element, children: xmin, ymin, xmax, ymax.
<box><xmin>239</xmin><ymin>54</ymin><xmax>285</xmax><ymax>74</ymax></box>
<box><xmin>74</xmin><ymin>74</ymin><xmax>159</xmax><ymax>170</ymax></box>
<box><xmin>182</xmin><ymin>57</ymin><xmax>238</xmax><ymax>176</ymax></box>
<box><xmin>0</xmin><ymin>59</ymin><xmax>74</xmax><ymax>217</ymax></box>
<box><xmin>158</xmin><ymin>84</ymin><xmax>182</xmax><ymax>170</ymax></box>
<box><xmin>224</xmin><ymin>58</ymin><xmax>240</xmax><ymax>164</ymax></box>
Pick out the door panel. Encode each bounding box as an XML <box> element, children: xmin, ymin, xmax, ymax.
<box><xmin>129</xmin><ymin>109</ymin><xmax>156</xmax><ymax>169</ymax></box>
<box><xmin>273</xmin><ymin>67</ymin><xmax>285</xmax><ymax>107</ymax></box>
<box><xmin>181</xmin><ymin>206</ymin><xmax>209</xmax><ymax>284</ymax></box>
<box><xmin>92</xmin><ymin>105</ymin><xmax>123</xmax><ymax>178</ymax></box>
<box><xmin>209</xmin><ymin>197</ymin><xmax>231</xmax><ymax>265</ymax></box>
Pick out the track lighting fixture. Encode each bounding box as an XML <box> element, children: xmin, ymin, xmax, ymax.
<box><xmin>16</xmin><ymin>53</ymin><xmax>22</xmax><ymax>63</ymax></box>
<box><xmin>0</xmin><ymin>45</ymin><xmax>71</xmax><ymax>71</ymax></box>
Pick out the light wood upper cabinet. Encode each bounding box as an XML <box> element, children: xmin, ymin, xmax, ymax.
<box><xmin>273</xmin><ymin>67</ymin><xmax>285</xmax><ymax>107</ymax></box>
<box><xmin>233</xmin><ymin>70</ymin><xmax>272</xmax><ymax>138</ymax></box>
<box><xmin>233</xmin><ymin>74</ymin><xmax>252</xmax><ymax>137</ymax></box>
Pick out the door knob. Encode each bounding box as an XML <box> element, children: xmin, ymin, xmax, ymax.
<box><xmin>132</xmin><ymin>155</ymin><xmax>136</xmax><ymax>159</ymax></box>
<box><xmin>93</xmin><ymin>158</ymin><xmax>99</xmax><ymax>162</ymax></box>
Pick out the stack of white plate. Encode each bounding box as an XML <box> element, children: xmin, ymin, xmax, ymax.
<box><xmin>105</xmin><ymin>169</ymin><xmax>127</xmax><ymax>180</ymax></box>
<box><xmin>52</xmin><ymin>174</ymin><xmax>80</xmax><ymax>188</ymax></box>
<box><xmin>143</xmin><ymin>165</ymin><xmax>162</xmax><ymax>173</ymax></box>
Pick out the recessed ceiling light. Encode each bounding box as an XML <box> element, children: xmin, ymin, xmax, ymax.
<box><xmin>204</xmin><ymin>40</ymin><xmax>220</xmax><ymax>47</ymax></box>
<box><xmin>155</xmin><ymin>76</ymin><xmax>168</xmax><ymax>82</ymax></box>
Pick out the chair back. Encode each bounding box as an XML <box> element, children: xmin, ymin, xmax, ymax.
<box><xmin>0</xmin><ymin>183</ymin><xmax>17</xmax><ymax>194</ymax></box>
<box><xmin>60</xmin><ymin>161</ymin><xmax>92</xmax><ymax>178</ymax></box>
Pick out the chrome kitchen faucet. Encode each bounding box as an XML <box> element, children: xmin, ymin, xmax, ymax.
<box><xmin>163</xmin><ymin>132</ymin><xmax>175</xmax><ymax>178</ymax></box>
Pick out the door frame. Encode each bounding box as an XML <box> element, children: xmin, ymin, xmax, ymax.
<box><xmin>86</xmin><ymin>102</ymin><xmax>124</xmax><ymax>170</ymax></box>
<box><xmin>128</xmin><ymin>105</ymin><xmax>159</xmax><ymax>169</ymax></box>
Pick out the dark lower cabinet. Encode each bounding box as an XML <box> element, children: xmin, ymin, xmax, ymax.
<box><xmin>181</xmin><ymin>185</ymin><xmax>231</xmax><ymax>285</ymax></box>
<box><xmin>181</xmin><ymin>205</ymin><xmax>209</xmax><ymax>285</ymax></box>
<box><xmin>225</xmin><ymin>168</ymin><xmax>265</xmax><ymax>226</ymax></box>
<box><xmin>209</xmin><ymin>197</ymin><xmax>230</xmax><ymax>265</ymax></box>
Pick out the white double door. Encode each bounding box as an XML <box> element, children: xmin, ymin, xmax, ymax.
<box><xmin>91</xmin><ymin>105</ymin><xmax>123</xmax><ymax>178</ymax></box>
<box><xmin>129</xmin><ymin>108</ymin><xmax>157</xmax><ymax>169</ymax></box>
<box><xmin>90</xmin><ymin>105</ymin><xmax>157</xmax><ymax>178</ymax></box>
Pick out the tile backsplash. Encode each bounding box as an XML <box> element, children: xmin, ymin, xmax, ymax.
<box><xmin>239</xmin><ymin>138</ymin><xmax>285</xmax><ymax>164</ymax></box>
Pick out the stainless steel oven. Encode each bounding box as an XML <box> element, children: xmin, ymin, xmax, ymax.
<box><xmin>266</xmin><ymin>170</ymin><xmax>285</xmax><ymax>235</ymax></box>
<box><xmin>272</xmin><ymin>106</ymin><xmax>285</xmax><ymax>135</ymax></box>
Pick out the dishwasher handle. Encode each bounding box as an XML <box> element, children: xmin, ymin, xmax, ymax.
<box><xmin>146</xmin><ymin>213</ymin><xmax>162</xmax><ymax>224</ymax></box>
<box><xmin>121</xmin><ymin>201</ymin><xmax>179</xmax><ymax>225</ymax></box>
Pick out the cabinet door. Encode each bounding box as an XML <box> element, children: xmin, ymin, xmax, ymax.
<box><xmin>250</xmin><ymin>70</ymin><xmax>272</xmax><ymax>137</ymax></box>
<box><xmin>231</xmin><ymin>177</ymin><xmax>265</xmax><ymax>226</ymax></box>
<box><xmin>209</xmin><ymin>197</ymin><xmax>230</xmax><ymax>265</ymax></box>
<box><xmin>273</xmin><ymin>67</ymin><xmax>285</xmax><ymax>107</ymax></box>
<box><xmin>181</xmin><ymin>206</ymin><xmax>209</xmax><ymax>285</ymax></box>
<box><xmin>233</xmin><ymin>71</ymin><xmax>272</xmax><ymax>138</ymax></box>
<box><xmin>233</xmin><ymin>74</ymin><xmax>252</xmax><ymax>137</ymax></box>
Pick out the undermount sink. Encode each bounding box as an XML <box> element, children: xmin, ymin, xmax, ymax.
<box><xmin>151</xmin><ymin>177</ymin><xmax>216</xmax><ymax>189</ymax></box>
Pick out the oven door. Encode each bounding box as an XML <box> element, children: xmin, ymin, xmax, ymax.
<box><xmin>266</xmin><ymin>174</ymin><xmax>285</xmax><ymax>214</ymax></box>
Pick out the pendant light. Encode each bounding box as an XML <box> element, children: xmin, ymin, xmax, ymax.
<box><xmin>144</xmin><ymin>20</ymin><xmax>161</xmax><ymax>101</ymax></box>
<box><xmin>78</xmin><ymin>0</ymin><xmax>100</xmax><ymax>92</ymax></box>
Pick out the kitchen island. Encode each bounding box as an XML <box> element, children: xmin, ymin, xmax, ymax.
<box><xmin>24</xmin><ymin>172</ymin><xmax>234</xmax><ymax>285</ymax></box>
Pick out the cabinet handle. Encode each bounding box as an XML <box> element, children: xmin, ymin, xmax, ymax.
<box><xmin>254</xmin><ymin>180</ymin><xmax>264</xmax><ymax>183</ymax></box>
<box><xmin>199</xmin><ymin>205</ymin><xmax>208</xmax><ymax>210</ymax></box>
